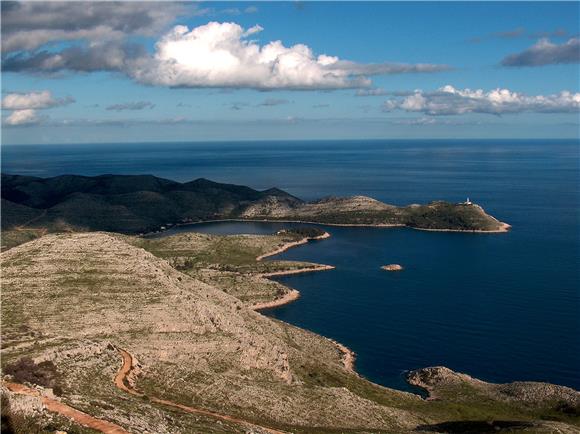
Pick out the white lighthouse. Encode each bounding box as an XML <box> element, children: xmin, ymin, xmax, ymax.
<box><xmin>464</xmin><ymin>197</ymin><xmax>472</xmax><ymax>205</ymax></box>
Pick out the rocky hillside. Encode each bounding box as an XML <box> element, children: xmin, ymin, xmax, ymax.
<box><xmin>2</xmin><ymin>232</ymin><xmax>577</xmax><ymax>433</ymax></box>
<box><xmin>1</xmin><ymin>174</ymin><xmax>299</xmax><ymax>234</ymax></box>
<box><xmin>1</xmin><ymin>233</ymin><xmax>420</xmax><ymax>433</ymax></box>
<box><xmin>2</xmin><ymin>174</ymin><xmax>509</xmax><ymax>238</ymax></box>
<box><xmin>241</xmin><ymin>195</ymin><xmax>509</xmax><ymax>231</ymax></box>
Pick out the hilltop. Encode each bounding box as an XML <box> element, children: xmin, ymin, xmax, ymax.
<box><xmin>1</xmin><ymin>174</ymin><xmax>509</xmax><ymax>248</ymax></box>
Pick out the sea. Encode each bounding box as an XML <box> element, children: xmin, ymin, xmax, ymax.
<box><xmin>2</xmin><ymin>139</ymin><xmax>579</xmax><ymax>392</ymax></box>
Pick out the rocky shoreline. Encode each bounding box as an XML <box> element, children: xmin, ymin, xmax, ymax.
<box><xmin>149</xmin><ymin>217</ymin><xmax>511</xmax><ymax>237</ymax></box>
<box><xmin>255</xmin><ymin>231</ymin><xmax>331</xmax><ymax>261</ymax></box>
<box><xmin>251</xmin><ymin>289</ymin><xmax>301</xmax><ymax>311</ymax></box>
<box><xmin>252</xmin><ymin>233</ymin><xmax>334</xmax><ymax>309</ymax></box>
<box><xmin>258</xmin><ymin>264</ymin><xmax>335</xmax><ymax>278</ymax></box>
<box><xmin>412</xmin><ymin>221</ymin><xmax>511</xmax><ymax>233</ymax></box>
<box><xmin>252</xmin><ymin>231</ymin><xmax>359</xmax><ymax>373</ymax></box>
<box><xmin>327</xmin><ymin>339</ymin><xmax>357</xmax><ymax>373</ymax></box>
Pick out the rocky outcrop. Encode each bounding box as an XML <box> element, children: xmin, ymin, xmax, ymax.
<box><xmin>240</xmin><ymin>195</ymin><xmax>303</xmax><ymax>218</ymax></box>
<box><xmin>303</xmin><ymin>195</ymin><xmax>395</xmax><ymax>214</ymax></box>
<box><xmin>407</xmin><ymin>366</ymin><xmax>580</xmax><ymax>408</ymax></box>
<box><xmin>407</xmin><ymin>366</ymin><xmax>485</xmax><ymax>392</ymax></box>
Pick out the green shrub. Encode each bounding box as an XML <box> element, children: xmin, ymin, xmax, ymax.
<box><xmin>3</xmin><ymin>358</ymin><xmax>63</xmax><ymax>395</ymax></box>
<box><xmin>280</xmin><ymin>227</ymin><xmax>325</xmax><ymax>238</ymax></box>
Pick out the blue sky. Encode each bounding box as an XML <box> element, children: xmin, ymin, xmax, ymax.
<box><xmin>1</xmin><ymin>1</ymin><xmax>579</xmax><ymax>144</ymax></box>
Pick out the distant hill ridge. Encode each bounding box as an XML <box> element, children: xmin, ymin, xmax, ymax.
<box><xmin>1</xmin><ymin>173</ymin><xmax>509</xmax><ymax>233</ymax></box>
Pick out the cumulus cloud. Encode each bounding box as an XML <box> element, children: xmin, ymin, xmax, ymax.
<box><xmin>1</xmin><ymin>1</ymin><xmax>198</xmax><ymax>74</ymax></box>
<box><xmin>3</xmin><ymin>7</ymin><xmax>449</xmax><ymax>89</ymax></box>
<box><xmin>2</xmin><ymin>90</ymin><xmax>74</xmax><ymax>127</ymax></box>
<box><xmin>1</xmin><ymin>1</ymin><xmax>188</xmax><ymax>52</ymax></box>
<box><xmin>4</xmin><ymin>109</ymin><xmax>43</xmax><ymax>125</ymax></box>
<box><xmin>1</xmin><ymin>90</ymin><xmax>74</xmax><ymax>109</ymax></box>
<box><xmin>106</xmin><ymin>101</ymin><xmax>155</xmax><ymax>111</ymax></box>
<box><xmin>501</xmin><ymin>38</ymin><xmax>580</xmax><ymax>67</ymax></box>
<box><xmin>3</xmin><ymin>43</ymin><xmax>146</xmax><ymax>73</ymax></box>
<box><xmin>383</xmin><ymin>85</ymin><xmax>580</xmax><ymax>115</ymax></box>
<box><xmin>128</xmin><ymin>22</ymin><xmax>449</xmax><ymax>90</ymax></box>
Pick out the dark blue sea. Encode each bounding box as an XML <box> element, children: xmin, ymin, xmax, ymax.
<box><xmin>2</xmin><ymin>139</ymin><xmax>579</xmax><ymax>392</ymax></box>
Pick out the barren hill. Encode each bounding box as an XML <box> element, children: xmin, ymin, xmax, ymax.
<box><xmin>2</xmin><ymin>232</ymin><xmax>578</xmax><ymax>433</ymax></box>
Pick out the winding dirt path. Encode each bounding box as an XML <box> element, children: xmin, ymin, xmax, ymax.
<box><xmin>4</xmin><ymin>347</ymin><xmax>287</xmax><ymax>434</ymax></box>
<box><xmin>114</xmin><ymin>348</ymin><xmax>287</xmax><ymax>434</ymax></box>
<box><xmin>4</xmin><ymin>382</ymin><xmax>129</xmax><ymax>434</ymax></box>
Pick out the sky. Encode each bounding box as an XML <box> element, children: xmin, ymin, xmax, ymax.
<box><xmin>1</xmin><ymin>1</ymin><xmax>579</xmax><ymax>145</ymax></box>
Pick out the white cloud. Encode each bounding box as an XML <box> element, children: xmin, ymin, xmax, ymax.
<box><xmin>4</xmin><ymin>109</ymin><xmax>42</xmax><ymax>125</ymax></box>
<box><xmin>1</xmin><ymin>90</ymin><xmax>74</xmax><ymax>110</ymax></box>
<box><xmin>2</xmin><ymin>90</ymin><xmax>74</xmax><ymax>127</ymax></box>
<box><xmin>129</xmin><ymin>22</ymin><xmax>449</xmax><ymax>90</ymax></box>
<box><xmin>383</xmin><ymin>85</ymin><xmax>580</xmax><ymax>115</ymax></box>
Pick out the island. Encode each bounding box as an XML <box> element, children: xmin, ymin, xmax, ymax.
<box><xmin>382</xmin><ymin>264</ymin><xmax>404</xmax><ymax>271</ymax></box>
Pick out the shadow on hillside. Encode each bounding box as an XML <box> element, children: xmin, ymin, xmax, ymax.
<box><xmin>416</xmin><ymin>420</ymin><xmax>536</xmax><ymax>433</ymax></box>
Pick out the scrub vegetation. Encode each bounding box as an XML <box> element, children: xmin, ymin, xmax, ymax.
<box><xmin>2</xmin><ymin>231</ymin><xmax>577</xmax><ymax>433</ymax></box>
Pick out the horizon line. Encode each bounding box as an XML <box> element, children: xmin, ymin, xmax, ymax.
<box><xmin>2</xmin><ymin>137</ymin><xmax>579</xmax><ymax>147</ymax></box>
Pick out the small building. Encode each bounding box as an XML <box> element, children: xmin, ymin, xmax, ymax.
<box><xmin>464</xmin><ymin>197</ymin><xmax>472</xmax><ymax>205</ymax></box>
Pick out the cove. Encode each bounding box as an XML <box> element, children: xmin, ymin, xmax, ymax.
<box><xmin>160</xmin><ymin>220</ymin><xmax>580</xmax><ymax>392</ymax></box>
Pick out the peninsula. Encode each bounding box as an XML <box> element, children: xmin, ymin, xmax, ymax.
<box><xmin>1</xmin><ymin>174</ymin><xmax>509</xmax><ymax>251</ymax></box>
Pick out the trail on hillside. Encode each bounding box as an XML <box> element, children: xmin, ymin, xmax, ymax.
<box><xmin>4</xmin><ymin>382</ymin><xmax>130</xmax><ymax>434</ymax></box>
<box><xmin>114</xmin><ymin>348</ymin><xmax>287</xmax><ymax>434</ymax></box>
